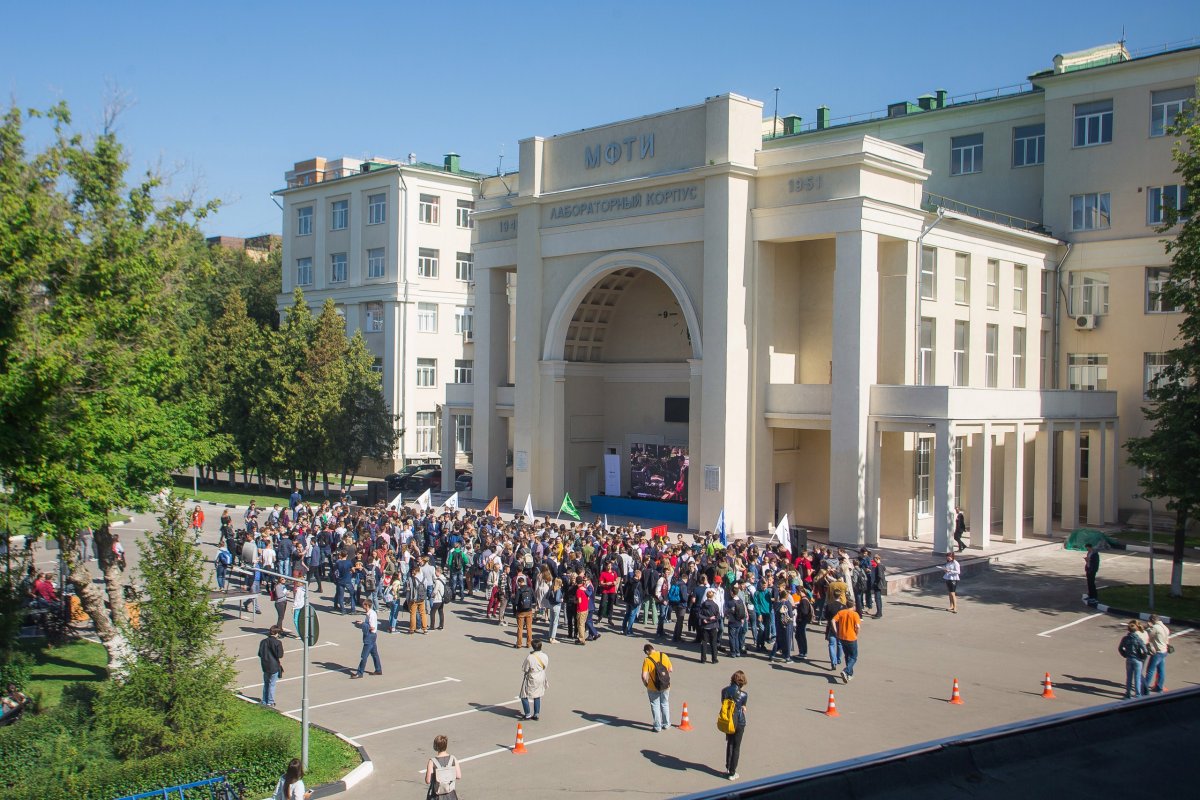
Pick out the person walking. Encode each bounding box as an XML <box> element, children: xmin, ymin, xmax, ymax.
<box><xmin>190</xmin><ymin>505</ymin><xmax>205</xmax><ymax>543</ymax></box>
<box><xmin>1118</xmin><ymin>619</ymin><xmax>1149</xmax><ymax>698</ymax></box>
<box><xmin>831</xmin><ymin>600</ymin><xmax>862</xmax><ymax>683</ymax></box>
<box><xmin>719</xmin><ymin>671</ymin><xmax>749</xmax><ymax>781</ymax></box>
<box><xmin>698</xmin><ymin>589</ymin><xmax>721</xmax><ymax>664</ymax></box>
<box><xmin>1084</xmin><ymin>542</ymin><xmax>1100</xmax><ymax>603</ymax></box>
<box><xmin>518</xmin><ymin>639</ymin><xmax>549</xmax><ymax>720</ymax></box>
<box><xmin>258</xmin><ymin>625</ymin><xmax>284</xmax><ymax>707</ymax></box>
<box><xmin>953</xmin><ymin>507</ymin><xmax>967</xmax><ymax>552</ymax></box>
<box><xmin>512</xmin><ymin>574</ymin><xmax>535</xmax><ymax>648</ymax></box>
<box><xmin>424</xmin><ymin>735</ymin><xmax>461</xmax><ymax>799</ymax></box>
<box><xmin>1144</xmin><ymin>614</ymin><xmax>1171</xmax><ymax>693</ymax></box>
<box><xmin>215</xmin><ymin>541</ymin><xmax>233</xmax><ymax>593</ymax></box>
<box><xmin>273</xmin><ymin>757</ymin><xmax>311</xmax><ymax>800</ymax></box>
<box><xmin>941</xmin><ymin>552</ymin><xmax>961</xmax><ymax>613</ymax></box>
<box><xmin>641</xmin><ymin>642</ymin><xmax>673</xmax><ymax>732</ymax></box>
<box><xmin>869</xmin><ymin>554</ymin><xmax>886</xmax><ymax>618</ymax></box>
<box><xmin>350</xmin><ymin>597</ymin><xmax>382</xmax><ymax>679</ymax></box>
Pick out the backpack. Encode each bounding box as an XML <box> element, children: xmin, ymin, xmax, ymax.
<box><xmin>217</xmin><ymin>550</ymin><xmax>232</xmax><ymax>567</ymax></box>
<box><xmin>362</xmin><ymin>569</ymin><xmax>377</xmax><ymax>594</ymax></box>
<box><xmin>731</xmin><ymin>597</ymin><xmax>747</xmax><ymax>622</ymax></box>
<box><xmin>516</xmin><ymin>586</ymin><xmax>534</xmax><ymax>612</ymax></box>
<box><xmin>433</xmin><ymin>755</ymin><xmax>457</xmax><ymax>794</ymax></box>
<box><xmin>650</xmin><ymin>653</ymin><xmax>671</xmax><ymax>690</ymax></box>
<box><xmin>716</xmin><ymin>693</ymin><xmax>738</xmax><ymax>734</ymax></box>
<box><xmin>409</xmin><ymin>575</ymin><xmax>427</xmax><ymax>602</ymax></box>
<box><xmin>668</xmin><ymin>582</ymin><xmax>682</xmax><ymax>604</ymax></box>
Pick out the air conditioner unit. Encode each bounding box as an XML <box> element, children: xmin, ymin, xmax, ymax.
<box><xmin>1075</xmin><ymin>314</ymin><xmax>1099</xmax><ymax>330</ymax></box>
<box><xmin>462</xmin><ymin>329</ymin><xmax>475</xmax><ymax>343</ymax></box>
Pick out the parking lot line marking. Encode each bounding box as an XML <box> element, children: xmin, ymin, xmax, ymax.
<box><xmin>234</xmin><ymin>641</ymin><xmax>336</xmax><ymax>663</ymax></box>
<box><xmin>239</xmin><ymin>668</ymin><xmax>342</xmax><ymax>691</ymax></box>
<box><xmin>1168</xmin><ymin>628</ymin><xmax>1194</xmax><ymax>639</ymax></box>
<box><xmin>352</xmin><ymin>698</ymin><xmax>520</xmax><ymax>739</ymax></box>
<box><xmin>418</xmin><ymin>721</ymin><xmax>609</xmax><ymax>771</ymax></box>
<box><xmin>1037</xmin><ymin>612</ymin><xmax>1104</xmax><ymax>637</ymax></box>
<box><xmin>284</xmin><ymin>677</ymin><xmax>462</xmax><ymax>716</ymax></box>
<box><xmin>218</xmin><ymin>632</ymin><xmax>258</xmax><ymax>641</ymax></box>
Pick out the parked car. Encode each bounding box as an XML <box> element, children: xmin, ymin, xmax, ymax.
<box><xmin>455</xmin><ymin>472</ymin><xmax>473</xmax><ymax>492</ymax></box>
<box><xmin>400</xmin><ymin>467</ymin><xmax>471</xmax><ymax>493</ymax></box>
<box><xmin>384</xmin><ymin>464</ymin><xmax>429</xmax><ymax>490</ymax></box>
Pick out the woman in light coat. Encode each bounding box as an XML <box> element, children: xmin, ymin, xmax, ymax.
<box><xmin>518</xmin><ymin>639</ymin><xmax>549</xmax><ymax>720</ymax></box>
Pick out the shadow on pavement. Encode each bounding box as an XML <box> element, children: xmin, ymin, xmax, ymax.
<box><xmin>575</xmin><ymin>709</ymin><xmax>650</xmax><ymax>730</ymax></box>
<box><xmin>469</xmin><ymin>700</ymin><xmax>521</xmax><ymax>718</ymax></box>
<box><xmin>1059</xmin><ymin>674</ymin><xmax>1126</xmax><ymax>699</ymax></box>
<box><xmin>640</xmin><ymin>749</ymin><xmax>727</xmax><ymax>777</ymax></box>
<box><xmin>770</xmin><ymin>663</ymin><xmax>840</xmax><ymax>683</ymax></box>
<box><xmin>465</xmin><ymin>634</ymin><xmax>511</xmax><ymax>647</ymax></box>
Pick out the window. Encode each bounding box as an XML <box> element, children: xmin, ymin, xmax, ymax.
<box><xmin>417</xmin><ymin>302</ymin><xmax>438</xmax><ymax>333</ymax></box>
<box><xmin>1079</xmin><ymin>433</ymin><xmax>1090</xmax><ymax>480</ymax></box>
<box><xmin>920</xmin><ymin>246</ymin><xmax>936</xmax><ymax>300</ymax></box>
<box><xmin>456</xmin><ymin>199</ymin><xmax>474</xmax><ymax>228</ymax></box>
<box><xmin>330</xmin><ymin>199</ymin><xmax>348</xmax><ymax>230</ymax></box>
<box><xmin>1074</xmin><ymin>99</ymin><xmax>1113</xmax><ymax>147</ymax></box>
<box><xmin>417</xmin><ymin>248</ymin><xmax>439</xmax><ymax>278</ymax></box>
<box><xmin>1071</xmin><ymin>192</ymin><xmax>1111</xmax><ymax>231</ymax></box>
<box><xmin>1012</xmin><ymin>327</ymin><xmax>1026</xmax><ymax>388</ymax></box>
<box><xmin>1068</xmin><ymin>271</ymin><xmax>1110</xmax><ymax>316</ymax></box>
<box><xmin>1151</xmin><ymin>86</ymin><xmax>1194</xmax><ymax>137</ymax></box>
<box><xmin>953</xmin><ymin>321</ymin><xmax>969</xmax><ymax>387</ymax></box>
<box><xmin>918</xmin><ymin>317</ymin><xmax>935</xmax><ymax>386</ymax></box>
<box><xmin>296</xmin><ymin>206</ymin><xmax>313</xmax><ymax>236</ymax></box>
<box><xmin>454</xmin><ymin>306</ymin><xmax>474</xmax><ymax>336</ymax></box>
<box><xmin>950</xmin><ymin>133</ymin><xmax>983</xmax><ymax>175</ymax></box>
<box><xmin>1146</xmin><ymin>267</ymin><xmax>1180</xmax><ymax>313</ymax></box>
<box><xmin>371</xmin><ymin>358</ymin><xmax>383</xmax><ymax>373</ymax></box>
<box><xmin>1067</xmin><ymin>353</ymin><xmax>1108</xmax><ymax>391</ymax></box>
<box><xmin>367</xmin><ymin>247</ymin><xmax>385</xmax><ymax>279</ymax></box>
<box><xmin>986</xmin><ymin>259</ymin><xmax>999</xmax><ymax>310</ymax></box>
<box><xmin>1148</xmin><ymin>184</ymin><xmax>1188</xmax><ymax>225</ymax></box>
<box><xmin>330</xmin><ymin>252</ymin><xmax>347</xmax><ymax>283</ymax></box>
<box><xmin>453</xmin><ymin>414</ymin><xmax>472</xmax><ymax>454</ymax></box>
<box><xmin>915</xmin><ymin>438</ymin><xmax>931</xmax><ymax>517</ymax></box>
<box><xmin>419</xmin><ymin>194</ymin><xmax>440</xmax><ymax>224</ymax></box>
<box><xmin>952</xmin><ymin>436</ymin><xmax>965</xmax><ymax>510</ymax></box>
<box><xmin>453</xmin><ymin>359</ymin><xmax>474</xmax><ymax>384</ymax></box>
<box><xmin>1144</xmin><ymin>352</ymin><xmax>1169</xmax><ymax>398</ymax></box>
<box><xmin>365</xmin><ymin>304</ymin><xmax>384</xmax><ymax>332</ymax></box>
<box><xmin>415</xmin><ymin>411</ymin><xmax>438</xmax><ymax>452</ymax></box>
<box><xmin>1041</xmin><ymin>270</ymin><xmax>1054</xmax><ymax>316</ymax></box>
<box><xmin>416</xmin><ymin>358</ymin><xmax>437</xmax><ymax>387</ymax></box>
<box><xmin>984</xmin><ymin>324</ymin><xmax>999</xmax><ymax>388</ymax></box>
<box><xmin>954</xmin><ymin>252</ymin><xmax>970</xmax><ymax>304</ymax></box>
<box><xmin>1012</xmin><ymin>123</ymin><xmax>1045</xmax><ymax>167</ymax></box>
<box><xmin>456</xmin><ymin>252</ymin><xmax>474</xmax><ymax>283</ymax></box>
<box><xmin>296</xmin><ymin>257</ymin><xmax>313</xmax><ymax>287</ymax></box>
<box><xmin>367</xmin><ymin>193</ymin><xmax>386</xmax><ymax>225</ymax></box>
<box><xmin>1041</xmin><ymin>331</ymin><xmax>1050</xmax><ymax>388</ymax></box>
<box><xmin>1013</xmin><ymin>264</ymin><xmax>1027</xmax><ymax>313</ymax></box>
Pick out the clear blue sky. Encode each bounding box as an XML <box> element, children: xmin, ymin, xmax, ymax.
<box><xmin>3</xmin><ymin>1</ymin><xmax>1196</xmax><ymax>237</ymax></box>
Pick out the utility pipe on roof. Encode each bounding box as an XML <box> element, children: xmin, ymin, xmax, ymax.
<box><xmin>1051</xmin><ymin>243</ymin><xmax>1073</xmax><ymax>390</ymax></box>
<box><xmin>913</xmin><ymin>208</ymin><xmax>947</xmax><ymax>385</ymax></box>
<box><xmin>398</xmin><ymin>168</ymin><xmax>410</xmax><ymax>463</ymax></box>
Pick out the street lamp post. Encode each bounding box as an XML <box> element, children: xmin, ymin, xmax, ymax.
<box><xmin>1145</xmin><ymin>496</ymin><xmax>1155</xmax><ymax>613</ymax></box>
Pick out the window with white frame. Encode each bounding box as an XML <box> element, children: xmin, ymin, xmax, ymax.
<box><xmin>1144</xmin><ymin>352</ymin><xmax>1169</xmax><ymax>398</ymax></box>
<box><xmin>950</xmin><ymin>133</ymin><xmax>983</xmax><ymax>175</ymax></box>
<box><xmin>417</xmin><ymin>248</ymin><xmax>439</xmax><ymax>278</ymax></box>
<box><xmin>920</xmin><ymin>246</ymin><xmax>936</xmax><ymax>300</ymax></box>
<box><xmin>1068</xmin><ymin>270</ymin><xmax>1110</xmax><ymax>316</ymax></box>
<box><xmin>915</xmin><ymin>438</ymin><xmax>931</xmax><ymax>517</ymax></box>
<box><xmin>367</xmin><ymin>247</ymin><xmax>385</xmax><ymax>279</ymax></box>
<box><xmin>330</xmin><ymin>199</ymin><xmax>348</xmax><ymax>230</ymax></box>
<box><xmin>1067</xmin><ymin>353</ymin><xmax>1108</xmax><ymax>391</ymax></box>
<box><xmin>454</xmin><ymin>306</ymin><xmax>474</xmax><ymax>336</ymax></box>
<box><xmin>417</xmin><ymin>302</ymin><xmax>438</xmax><ymax>333</ymax></box>
<box><xmin>453</xmin><ymin>359</ymin><xmax>474</xmax><ymax>384</ymax></box>
<box><xmin>330</xmin><ymin>252</ymin><xmax>347</xmax><ymax>283</ymax></box>
<box><xmin>1151</xmin><ymin>86</ymin><xmax>1194</xmax><ymax>137</ymax></box>
<box><xmin>416</xmin><ymin>358</ymin><xmax>437</xmax><ymax>387</ymax></box>
<box><xmin>453</xmin><ymin>414</ymin><xmax>472</xmax><ymax>454</ymax></box>
<box><xmin>1148</xmin><ymin>184</ymin><xmax>1188</xmax><ymax>226</ymax></box>
<box><xmin>1071</xmin><ymin>192</ymin><xmax>1111</xmax><ymax>231</ymax></box>
<box><xmin>455</xmin><ymin>252</ymin><xmax>474</xmax><ymax>283</ymax></box>
<box><xmin>986</xmin><ymin>259</ymin><xmax>999</xmax><ymax>310</ymax></box>
<box><xmin>919</xmin><ymin>317</ymin><xmax>935</xmax><ymax>386</ymax></box>
<box><xmin>1042</xmin><ymin>270</ymin><xmax>1054</xmax><ymax>316</ymax></box>
<box><xmin>371</xmin><ymin>357</ymin><xmax>383</xmax><ymax>373</ymax></box>
<box><xmin>954</xmin><ymin>252</ymin><xmax>970</xmax><ymax>304</ymax></box>
<box><xmin>296</xmin><ymin>206</ymin><xmax>313</xmax><ymax>236</ymax></box>
<box><xmin>1145</xmin><ymin>267</ymin><xmax>1180</xmax><ymax>313</ymax></box>
<box><xmin>296</xmin><ymin>257</ymin><xmax>313</xmax><ymax>287</ymax></box>
<box><xmin>1074</xmin><ymin>99</ymin><xmax>1113</xmax><ymax>147</ymax></box>
<box><xmin>367</xmin><ymin>193</ymin><xmax>386</xmax><ymax>225</ymax></box>
<box><xmin>419</xmin><ymin>194</ymin><xmax>440</xmax><ymax>224</ymax></box>
<box><xmin>415</xmin><ymin>411</ymin><xmax>438</xmax><ymax>452</ymax></box>
<box><xmin>1012</xmin><ymin>327</ymin><xmax>1026</xmax><ymax>388</ymax></box>
<box><xmin>952</xmin><ymin>435</ymin><xmax>965</xmax><ymax>509</ymax></box>
<box><xmin>1013</xmin><ymin>264</ymin><xmax>1027</xmax><ymax>313</ymax></box>
<box><xmin>1080</xmin><ymin>433</ymin><xmax>1090</xmax><ymax>480</ymax></box>
<box><xmin>1012</xmin><ymin>123</ymin><xmax>1045</xmax><ymax>167</ymax></box>
<box><xmin>1041</xmin><ymin>331</ymin><xmax>1050</xmax><ymax>388</ymax></box>
<box><xmin>985</xmin><ymin>324</ymin><xmax>999</xmax><ymax>388</ymax></box>
<box><xmin>456</xmin><ymin>199</ymin><xmax>474</xmax><ymax>228</ymax></box>
<box><xmin>365</xmin><ymin>303</ymin><xmax>384</xmax><ymax>332</ymax></box>
<box><xmin>953</xmin><ymin>320</ymin><xmax>969</xmax><ymax>387</ymax></box>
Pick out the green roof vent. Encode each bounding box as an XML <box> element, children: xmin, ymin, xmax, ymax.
<box><xmin>444</xmin><ymin>153</ymin><xmax>461</xmax><ymax>174</ymax></box>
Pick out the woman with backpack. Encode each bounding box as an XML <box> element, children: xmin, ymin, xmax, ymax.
<box><xmin>717</xmin><ymin>670</ymin><xmax>748</xmax><ymax>782</ymax></box>
<box><xmin>424</xmin><ymin>734</ymin><xmax>461</xmax><ymax>799</ymax></box>
<box><xmin>273</xmin><ymin>757</ymin><xmax>311</xmax><ymax>800</ymax></box>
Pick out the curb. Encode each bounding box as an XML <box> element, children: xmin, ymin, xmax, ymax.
<box><xmin>1117</xmin><ymin>542</ymin><xmax>1200</xmax><ymax>559</ymax></box>
<box><xmin>1081</xmin><ymin>596</ymin><xmax>1200</xmax><ymax>628</ymax></box>
<box><xmin>887</xmin><ymin>539</ymin><xmax>1061</xmax><ymax>594</ymax></box>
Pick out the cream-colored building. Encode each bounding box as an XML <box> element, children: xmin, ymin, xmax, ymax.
<box><xmin>463</xmin><ymin>41</ymin><xmax>1197</xmax><ymax>549</ymax></box>
<box><xmin>276</xmin><ymin>154</ymin><xmax>480</xmax><ymax>475</ymax></box>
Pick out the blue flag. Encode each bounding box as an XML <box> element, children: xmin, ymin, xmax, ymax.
<box><xmin>715</xmin><ymin>508</ymin><xmax>727</xmax><ymax>546</ymax></box>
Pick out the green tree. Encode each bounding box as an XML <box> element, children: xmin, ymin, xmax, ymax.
<box><xmin>1126</xmin><ymin>86</ymin><xmax>1200</xmax><ymax>597</ymax></box>
<box><xmin>328</xmin><ymin>331</ymin><xmax>401</xmax><ymax>488</ymax></box>
<box><xmin>95</xmin><ymin>498</ymin><xmax>235</xmax><ymax>758</ymax></box>
<box><xmin>187</xmin><ymin>244</ymin><xmax>282</xmax><ymax>330</ymax></box>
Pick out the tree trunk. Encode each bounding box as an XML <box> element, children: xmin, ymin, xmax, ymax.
<box><xmin>1171</xmin><ymin>511</ymin><xmax>1187</xmax><ymax>597</ymax></box>
<box><xmin>322</xmin><ymin>471</ymin><xmax>329</xmax><ymax>498</ymax></box>
<box><xmin>66</xmin><ymin>524</ymin><xmax>133</xmax><ymax>676</ymax></box>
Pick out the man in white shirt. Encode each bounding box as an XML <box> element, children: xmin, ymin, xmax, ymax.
<box><xmin>351</xmin><ymin>597</ymin><xmax>382</xmax><ymax>678</ymax></box>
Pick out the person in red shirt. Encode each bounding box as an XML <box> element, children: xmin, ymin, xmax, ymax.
<box><xmin>599</xmin><ymin>565</ymin><xmax>619</xmax><ymax>626</ymax></box>
<box><xmin>574</xmin><ymin>575</ymin><xmax>590</xmax><ymax>646</ymax></box>
<box><xmin>33</xmin><ymin>573</ymin><xmax>57</xmax><ymax>605</ymax></box>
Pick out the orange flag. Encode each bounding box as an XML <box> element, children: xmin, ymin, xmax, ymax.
<box><xmin>483</xmin><ymin>496</ymin><xmax>499</xmax><ymax>517</ymax></box>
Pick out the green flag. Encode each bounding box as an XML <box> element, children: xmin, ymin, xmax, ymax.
<box><xmin>559</xmin><ymin>493</ymin><xmax>581</xmax><ymax>521</ymax></box>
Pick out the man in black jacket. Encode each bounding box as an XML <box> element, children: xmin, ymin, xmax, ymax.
<box><xmin>698</xmin><ymin>589</ymin><xmax>721</xmax><ymax>664</ymax></box>
<box><xmin>258</xmin><ymin>626</ymin><xmax>285</xmax><ymax>707</ymax></box>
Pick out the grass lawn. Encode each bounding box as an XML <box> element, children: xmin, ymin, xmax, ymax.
<box><xmin>1113</xmin><ymin>530</ymin><xmax>1200</xmax><ymax>550</ymax></box>
<box><xmin>1098</xmin><ymin>583</ymin><xmax>1200</xmax><ymax>621</ymax></box>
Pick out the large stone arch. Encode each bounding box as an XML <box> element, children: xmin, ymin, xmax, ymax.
<box><xmin>542</xmin><ymin>251</ymin><xmax>703</xmax><ymax>362</ymax></box>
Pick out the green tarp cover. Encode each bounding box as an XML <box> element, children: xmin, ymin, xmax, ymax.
<box><xmin>1064</xmin><ymin>528</ymin><xmax>1121</xmax><ymax>551</ymax></box>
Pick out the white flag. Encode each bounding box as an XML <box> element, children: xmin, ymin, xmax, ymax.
<box><xmin>386</xmin><ymin>493</ymin><xmax>403</xmax><ymax>511</ymax></box>
<box><xmin>442</xmin><ymin>492</ymin><xmax>459</xmax><ymax>510</ymax></box>
<box><xmin>603</xmin><ymin>514</ymin><xmax>609</xmax><ymax>531</ymax></box>
<box><xmin>522</xmin><ymin>494</ymin><xmax>535</xmax><ymax>521</ymax></box>
<box><xmin>774</xmin><ymin>514</ymin><xmax>790</xmax><ymax>548</ymax></box>
<box><xmin>416</xmin><ymin>488</ymin><xmax>432</xmax><ymax>510</ymax></box>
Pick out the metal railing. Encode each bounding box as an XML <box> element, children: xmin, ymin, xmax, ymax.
<box><xmin>922</xmin><ymin>191</ymin><xmax>1046</xmax><ymax>233</ymax></box>
<box><xmin>115</xmin><ymin>774</ymin><xmax>242</xmax><ymax>800</ymax></box>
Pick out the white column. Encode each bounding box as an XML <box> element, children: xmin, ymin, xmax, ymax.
<box><xmin>1106</xmin><ymin>420</ymin><xmax>1119</xmax><ymax>523</ymax></box>
<box><xmin>1002</xmin><ymin>423</ymin><xmax>1025</xmax><ymax>542</ymax></box>
<box><xmin>933</xmin><ymin>421</ymin><xmax>954</xmax><ymax>554</ymax></box>
<box><xmin>969</xmin><ymin>423</ymin><xmax>993</xmax><ymax>549</ymax></box>
<box><xmin>829</xmin><ymin>230</ymin><xmax>879</xmax><ymax>546</ymax></box>
<box><xmin>866</xmin><ymin>422</ymin><xmax>883</xmax><ymax>548</ymax></box>
<box><xmin>511</xmin><ymin>191</ymin><xmax>543</xmax><ymax>508</ymax></box>
<box><xmin>381</xmin><ymin>300</ymin><xmax>402</xmax><ymax>463</ymax></box>
<box><xmin>1061</xmin><ymin>422</ymin><xmax>1080</xmax><ymax>532</ymax></box>
<box><xmin>471</xmin><ymin>266</ymin><xmax>510</xmax><ymax>500</ymax></box>
<box><xmin>1087</xmin><ymin>425</ymin><xmax>1104</xmax><ymax>526</ymax></box>
<box><xmin>687</xmin><ymin>359</ymin><xmax>704</xmax><ymax>533</ymax></box>
<box><xmin>440</xmin><ymin>409</ymin><xmax>455</xmax><ymax>493</ymax></box>
<box><xmin>1033</xmin><ymin>422</ymin><xmax>1055</xmax><ymax>536</ymax></box>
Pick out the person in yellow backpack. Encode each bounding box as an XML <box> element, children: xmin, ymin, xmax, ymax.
<box><xmin>717</xmin><ymin>670</ymin><xmax>749</xmax><ymax>781</ymax></box>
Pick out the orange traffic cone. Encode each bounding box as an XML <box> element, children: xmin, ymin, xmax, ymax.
<box><xmin>512</xmin><ymin>722</ymin><xmax>528</xmax><ymax>754</ymax></box>
<box><xmin>824</xmin><ymin>689</ymin><xmax>840</xmax><ymax>718</ymax></box>
<box><xmin>678</xmin><ymin>702</ymin><xmax>693</xmax><ymax>731</ymax></box>
<box><xmin>949</xmin><ymin>678</ymin><xmax>964</xmax><ymax>705</ymax></box>
<box><xmin>1041</xmin><ymin>673</ymin><xmax>1057</xmax><ymax>699</ymax></box>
